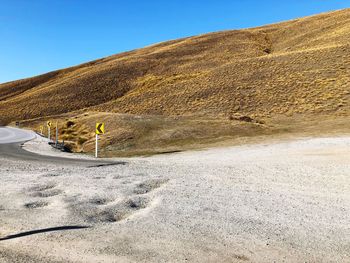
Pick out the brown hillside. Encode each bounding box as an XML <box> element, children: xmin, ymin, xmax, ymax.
<box><xmin>1</xmin><ymin>9</ymin><xmax>350</xmax><ymax>156</ymax></box>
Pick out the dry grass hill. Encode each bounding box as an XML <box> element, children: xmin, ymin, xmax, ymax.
<box><xmin>1</xmin><ymin>9</ymin><xmax>349</xmax><ymax>156</ymax></box>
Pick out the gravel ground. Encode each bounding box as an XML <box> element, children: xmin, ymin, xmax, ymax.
<box><xmin>0</xmin><ymin>136</ymin><xmax>350</xmax><ymax>262</ymax></box>
<box><xmin>23</xmin><ymin>134</ymin><xmax>95</xmax><ymax>160</ymax></box>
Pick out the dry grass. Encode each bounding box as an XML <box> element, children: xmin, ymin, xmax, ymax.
<box><xmin>16</xmin><ymin>111</ymin><xmax>350</xmax><ymax>157</ymax></box>
<box><xmin>1</xmin><ymin>9</ymin><xmax>350</xmax><ymax>155</ymax></box>
<box><xmin>18</xmin><ymin>112</ymin><xmax>273</xmax><ymax>157</ymax></box>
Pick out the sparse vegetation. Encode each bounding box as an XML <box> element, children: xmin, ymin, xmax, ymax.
<box><xmin>1</xmin><ymin>9</ymin><xmax>349</xmax><ymax>155</ymax></box>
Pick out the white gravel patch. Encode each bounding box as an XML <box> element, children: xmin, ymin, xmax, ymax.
<box><xmin>22</xmin><ymin>134</ymin><xmax>95</xmax><ymax>160</ymax></box>
<box><xmin>1</xmin><ymin>136</ymin><xmax>350</xmax><ymax>262</ymax></box>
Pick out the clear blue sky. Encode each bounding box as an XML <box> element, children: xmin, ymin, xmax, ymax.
<box><xmin>0</xmin><ymin>0</ymin><xmax>349</xmax><ymax>84</ymax></box>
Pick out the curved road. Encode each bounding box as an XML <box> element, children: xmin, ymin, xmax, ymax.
<box><xmin>0</xmin><ymin>127</ymin><xmax>125</xmax><ymax>166</ymax></box>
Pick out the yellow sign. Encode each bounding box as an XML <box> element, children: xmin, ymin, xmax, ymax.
<box><xmin>96</xmin><ymin>123</ymin><xmax>105</xmax><ymax>135</ymax></box>
<box><xmin>47</xmin><ymin>121</ymin><xmax>52</xmax><ymax>127</ymax></box>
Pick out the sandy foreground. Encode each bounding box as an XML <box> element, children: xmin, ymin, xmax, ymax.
<box><xmin>1</xmin><ymin>136</ymin><xmax>350</xmax><ymax>262</ymax></box>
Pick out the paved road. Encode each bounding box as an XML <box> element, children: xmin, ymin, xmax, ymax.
<box><xmin>0</xmin><ymin>126</ymin><xmax>35</xmax><ymax>144</ymax></box>
<box><xmin>0</xmin><ymin>127</ymin><xmax>125</xmax><ymax>166</ymax></box>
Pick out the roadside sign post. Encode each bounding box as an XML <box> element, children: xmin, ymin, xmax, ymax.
<box><xmin>47</xmin><ymin>121</ymin><xmax>52</xmax><ymax>141</ymax></box>
<box><xmin>95</xmin><ymin>123</ymin><xmax>105</xmax><ymax>158</ymax></box>
<box><xmin>95</xmin><ymin>133</ymin><xmax>99</xmax><ymax>158</ymax></box>
<box><xmin>55</xmin><ymin>121</ymin><xmax>58</xmax><ymax>147</ymax></box>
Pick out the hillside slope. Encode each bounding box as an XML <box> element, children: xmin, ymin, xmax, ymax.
<box><xmin>1</xmin><ymin>9</ymin><xmax>349</xmax><ymax>156</ymax></box>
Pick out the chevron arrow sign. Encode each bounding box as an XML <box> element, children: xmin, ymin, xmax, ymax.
<box><xmin>96</xmin><ymin>123</ymin><xmax>105</xmax><ymax>135</ymax></box>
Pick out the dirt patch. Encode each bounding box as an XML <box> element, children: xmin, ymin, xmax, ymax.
<box><xmin>42</xmin><ymin>173</ymin><xmax>62</xmax><ymax>177</ymax></box>
<box><xmin>89</xmin><ymin>197</ymin><xmax>110</xmax><ymax>206</ymax></box>
<box><xmin>134</xmin><ymin>179</ymin><xmax>169</xmax><ymax>195</ymax></box>
<box><xmin>30</xmin><ymin>189</ymin><xmax>63</xmax><ymax>198</ymax></box>
<box><xmin>68</xmin><ymin>195</ymin><xmax>151</xmax><ymax>223</ymax></box>
<box><xmin>24</xmin><ymin>201</ymin><xmax>49</xmax><ymax>209</ymax></box>
<box><xmin>27</xmin><ymin>183</ymin><xmax>56</xmax><ymax>192</ymax></box>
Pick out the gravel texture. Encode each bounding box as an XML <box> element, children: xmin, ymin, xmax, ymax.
<box><xmin>23</xmin><ymin>134</ymin><xmax>95</xmax><ymax>160</ymax></box>
<box><xmin>0</xmin><ymin>136</ymin><xmax>350</xmax><ymax>262</ymax></box>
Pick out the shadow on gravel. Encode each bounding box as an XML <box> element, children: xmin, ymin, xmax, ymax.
<box><xmin>87</xmin><ymin>162</ymin><xmax>127</xmax><ymax>168</ymax></box>
<box><xmin>0</xmin><ymin>225</ymin><xmax>90</xmax><ymax>241</ymax></box>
